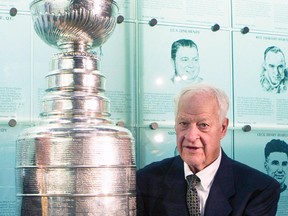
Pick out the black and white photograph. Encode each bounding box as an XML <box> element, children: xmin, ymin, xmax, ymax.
<box><xmin>260</xmin><ymin>46</ymin><xmax>288</xmax><ymax>94</ymax></box>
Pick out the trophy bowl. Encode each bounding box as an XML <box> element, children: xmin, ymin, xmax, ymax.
<box><xmin>30</xmin><ymin>0</ymin><xmax>118</xmax><ymax>50</ymax></box>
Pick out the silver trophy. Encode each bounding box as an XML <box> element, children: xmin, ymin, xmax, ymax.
<box><xmin>16</xmin><ymin>0</ymin><xmax>136</xmax><ymax>215</ymax></box>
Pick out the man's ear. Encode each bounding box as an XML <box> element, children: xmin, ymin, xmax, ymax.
<box><xmin>220</xmin><ymin>118</ymin><xmax>229</xmax><ymax>139</ymax></box>
<box><xmin>264</xmin><ymin>160</ymin><xmax>268</xmax><ymax>170</ymax></box>
<box><xmin>262</xmin><ymin>62</ymin><xmax>267</xmax><ymax>70</ymax></box>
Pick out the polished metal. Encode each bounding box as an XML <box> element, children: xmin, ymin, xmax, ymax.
<box><xmin>30</xmin><ymin>0</ymin><xmax>117</xmax><ymax>50</ymax></box>
<box><xmin>16</xmin><ymin>0</ymin><xmax>136</xmax><ymax>215</ymax></box>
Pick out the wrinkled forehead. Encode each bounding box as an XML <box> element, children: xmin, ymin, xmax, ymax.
<box><xmin>178</xmin><ymin>91</ymin><xmax>218</xmax><ymax>113</ymax></box>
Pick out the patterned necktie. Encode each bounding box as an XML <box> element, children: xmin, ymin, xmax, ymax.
<box><xmin>186</xmin><ymin>174</ymin><xmax>201</xmax><ymax>216</ymax></box>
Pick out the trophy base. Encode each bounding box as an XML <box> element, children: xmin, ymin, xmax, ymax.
<box><xmin>20</xmin><ymin>196</ymin><xmax>136</xmax><ymax>216</ymax></box>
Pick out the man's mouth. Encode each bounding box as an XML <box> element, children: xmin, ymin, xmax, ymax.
<box><xmin>185</xmin><ymin>146</ymin><xmax>200</xmax><ymax>151</ymax></box>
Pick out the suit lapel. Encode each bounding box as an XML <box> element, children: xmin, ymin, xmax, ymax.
<box><xmin>161</xmin><ymin>156</ymin><xmax>190</xmax><ymax>216</ymax></box>
<box><xmin>204</xmin><ymin>151</ymin><xmax>235</xmax><ymax>216</ymax></box>
<box><xmin>158</xmin><ymin>152</ymin><xmax>235</xmax><ymax>216</ymax></box>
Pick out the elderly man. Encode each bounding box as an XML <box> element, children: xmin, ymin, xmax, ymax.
<box><xmin>137</xmin><ymin>83</ymin><xmax>280</xmax><ymax>216</ymax></box>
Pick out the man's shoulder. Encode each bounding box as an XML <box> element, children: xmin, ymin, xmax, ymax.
<box><xmin>136</xmin><ymin>156</ymin><xmax>184</xmax><ymax>183</ymax></box>
<box><xmin>136</xmin><ymin>156</ymin><xmax>184</xmax><ymax>192</ymax></box>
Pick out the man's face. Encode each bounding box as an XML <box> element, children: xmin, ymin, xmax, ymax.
<box><xmin>175</xmin><ymin>92</ymin><xmax>228</xmax><ymax>173</ymax></box>
<box><xmin>264</xmin><ymin>51</ymin><xmax>286</xmax><ymax>86</ymax></box>
<box><xmin>265</xmin><ymin>152</ymin><xmax>288</xmax><ymax>186</ymax></box>
<box><xmin>174</xmin><ymin>46</ymin><xmax>200</xmax><ymax>81</ymax></box>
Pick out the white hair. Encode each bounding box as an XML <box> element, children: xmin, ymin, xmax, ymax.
<box><xmin>174</xmin><ymin>83</ymin><xmax>229</xmax><ymax>121</ymax></box>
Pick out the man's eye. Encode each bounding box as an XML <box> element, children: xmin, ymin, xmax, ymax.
<box><xmin>179</xmin><ymin>122</ymin><xmax>188</xmax><ymax>126</ymax></box>
<box><xmin>271</xmin><ymin>161</ymin><xmax>280</xmax><ymax>166</ymax></box>
<box><xmin>192</xmin><ymin>57</ymin><xmax>199</xmax><ymax>62</ymax></box>
<box><xmin>198</xmin><ymin>123</ymin><xmax>209</xmax><ymax>128</ymax></box>
<box><xmin>180</xmin><ymin>57</ymin><xmax>189</xmax><ymax>62</ymax></box>
<box><xmin>282</xmin><ymin>161</ymin><xmax>288</xmax><ymax>166</ymax></box>
<box><xmin>178</xmin><ymin>122</ymin><xmax>189</xmax><ymax>128</ymax></box>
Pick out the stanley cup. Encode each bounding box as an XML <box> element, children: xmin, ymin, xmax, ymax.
<box><xmin>16</xmin><ymin>0</ymin><xmax>136</xmax><ymax>215</ymax></box>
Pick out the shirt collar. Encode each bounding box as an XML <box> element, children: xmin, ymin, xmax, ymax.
<box><xmin>184</xmin><ymin>150</ymin><xmax>222</xmax><ymax>190</ymax></box>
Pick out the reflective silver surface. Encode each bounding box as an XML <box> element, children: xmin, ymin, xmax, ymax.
<box><xmin>30</xmin><ymin>0</ymin><xmax>118</xmax><ymax>50</ymax></box>
<box><xmin>16</xmin><ymin>0</ymin><xmax>136</xmax><ymax>215</ymax></box>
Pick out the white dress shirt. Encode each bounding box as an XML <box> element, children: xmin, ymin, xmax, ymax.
<box><xmin>184</xmin><ymin>150</ymin><xmax>222</xmax><ymax>216</ymax></box>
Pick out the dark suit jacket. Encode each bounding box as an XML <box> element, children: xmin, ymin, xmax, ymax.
<box><xmin>137</xmin><ymin>150</ymin><xmax>280</xmax><ymax>216</ymax></box>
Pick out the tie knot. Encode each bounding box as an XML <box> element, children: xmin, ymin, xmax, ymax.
<box><xmin>187</xmin><ymin>175</ymin><xmax>200</xmax><ymax>188</ymax></box>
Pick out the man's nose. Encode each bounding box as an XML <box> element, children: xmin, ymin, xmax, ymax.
<box><xmin>276</xmin><ymin>67</ymin><xmax>283</xmax><ymax>74</ymax></box>
<box><xmin>277</xmin><ymin>166</ymin><xmax>284</xmax><ymax>172</ymax></box>
<box><xmin>185</xmin><ymin>125</ymin><xmax>200</xmax><ymax>141</ymax></box>
<box><xmin>187</xmin><ymin>61</ymin><xmax>197</xmax><ymax>67</ymax></box>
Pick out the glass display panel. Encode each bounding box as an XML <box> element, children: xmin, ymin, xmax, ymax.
<box><xmin>116</xmin><ymin>0</ymin><xmax>136</xmax><ymax>21</ymax></box>
<box><xmin>0</xmin><ymin>12</ymin><xmax>31</xmax><ymax>124</ymax></box>
<box><xmin>0</xmin><ymin>0</ymin><xmax>29</xmax><ymax>12</ymax></box>
<box><xmin>232</xmin><ymin>0</ymin><xmax>288</xmax><ymax>34</ymax></box>
<box><xmin>233</xmin><ymin>31</ymin><xmax>288</xmax><ymax>129</ymax></box>
<box><xmin>137</xmin><ymin>0</ymin><xmax>230</xmax><ymax>28</ymax></box>
<box><xmin>100</xmin><ymin>22</ymin><xmax>136</xmax><ymax>126</ymax></box>
<box><xmin>234</xmin><ymin>129</ymin><xmax>288</xmax><ymax>216</ymax></box>
<box><xmin>139</xmin><ymin>23</ymin><xmax>232</xmax><ymax>127</ymax></box>
<box><xmin>0</xmin><ymin>125</ymin><xmax>29</xmax><ymax>216</ymax></box>
<box><xmin>138</xmin><ymin>127</ymin><xmax>177</xmax><ymax>169</ymax></box>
